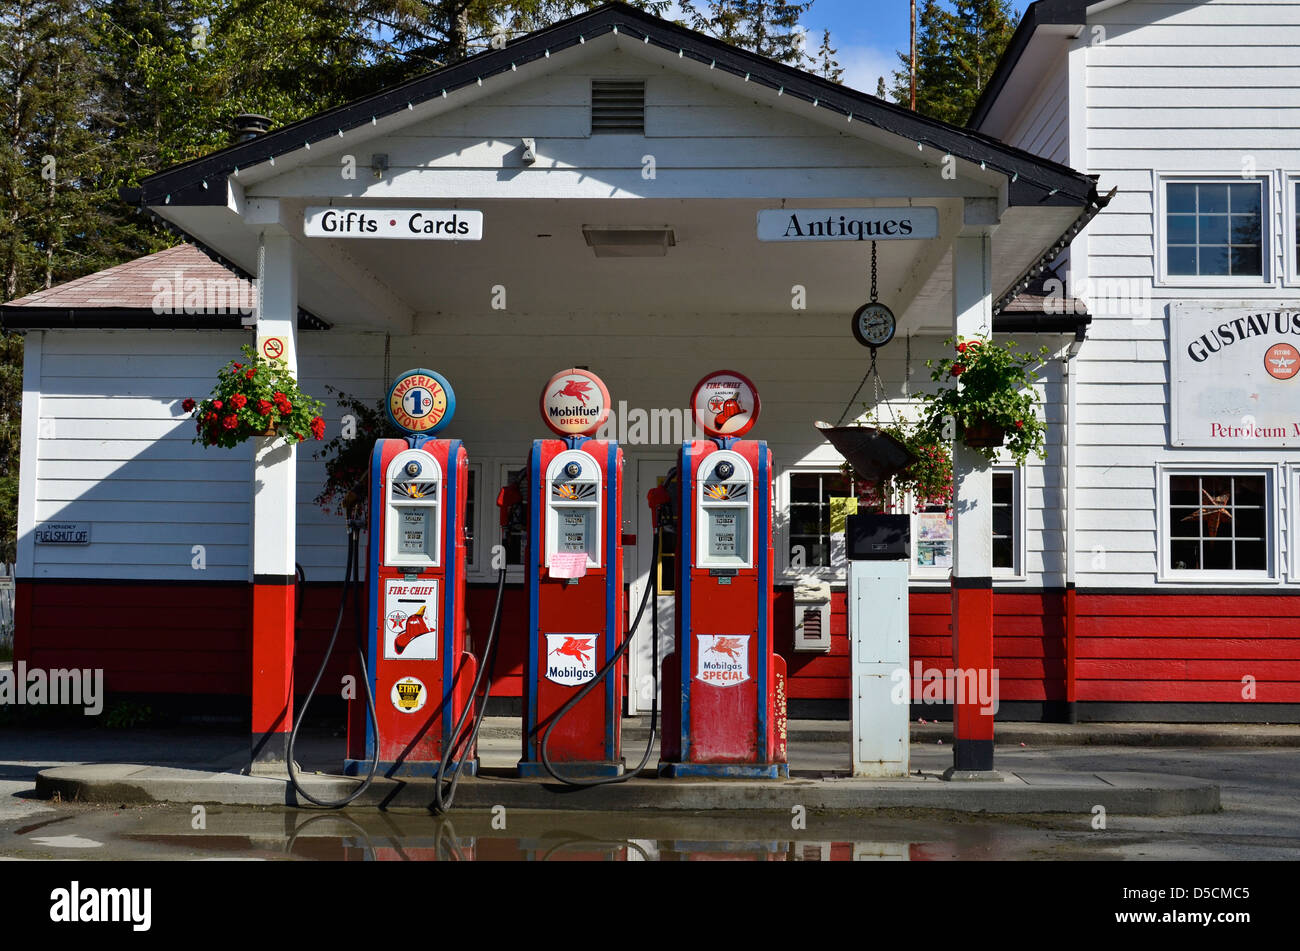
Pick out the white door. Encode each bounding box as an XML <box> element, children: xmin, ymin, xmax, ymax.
<box><xmin>627</xmin><ymin>457</ymin><xmax>676</xmax><ymax>715</ymax></box>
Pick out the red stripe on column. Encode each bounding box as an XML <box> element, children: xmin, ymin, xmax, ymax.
<box><xmin>252</xmin><ymin>582</ymin><xmax>295</xmax><ymax>737</ymax></box>
<box><xmin>951</xmin><ymin>583</ymin><xmax>994</xmax><ymax>743</ymax></box>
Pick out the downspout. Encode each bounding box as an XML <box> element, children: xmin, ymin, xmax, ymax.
<box><xmin>1064</xmin><ymin>329</ymin><xmax>1082</xmax><ymax>723</ymax></box>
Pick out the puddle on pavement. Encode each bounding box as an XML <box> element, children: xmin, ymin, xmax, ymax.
<box><xmin>2</xmin><ymin>803</ymin><xmax>1122</xmax><ymax>861</ymax></box>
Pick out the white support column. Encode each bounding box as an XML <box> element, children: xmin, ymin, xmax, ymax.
<box><xmin>250</xmin><ymin>229</ymin><xmax>299</xmax><ymax>768</ymax></box>
<box><xmin>947</xmin><ymin>218</ymin><xmax>998</xmax><ymax>777</ymax></box>
<box><xmin>17</xmin><ymin>331</ymin><xmax>42</xmax><ymax>581</ymax></box>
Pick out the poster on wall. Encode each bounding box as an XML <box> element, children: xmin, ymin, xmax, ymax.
<box><xmin>1170</xmin><ymin>302</ymin><xmax>1300</xmax><ymax>447</ymax></box>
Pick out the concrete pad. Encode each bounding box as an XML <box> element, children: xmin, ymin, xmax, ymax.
<box><xmin>34</xmin><ymin>761</ymin><xmax>1220</xmax><ymax>816</ymax></box>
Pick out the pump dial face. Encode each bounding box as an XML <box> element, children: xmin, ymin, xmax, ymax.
<box><xmin>851</xmin><ymin>302</ymin><xmax>896</xmax><ymax>348</ymax></box>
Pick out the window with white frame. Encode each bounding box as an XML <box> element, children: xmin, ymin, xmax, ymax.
<box><xmin>1166</xmin><ymin>471</ymin><xmax>1270</xmax><ymax>575</ymax></box>
<box><xmin>499</xmin><ymin>462</ymin><xmax>529</xmax><ymax>569</ymax></box>
<box><xmin>992</xmin><ymin>469</ymin><xmax>1019</xmax><ymax>573</ymax></box>
<box><xmin>788</xmin><ymin>470</ymin><xmax>851</xmax><ymax>570</ymax></box>
<box><xmin>1163</xmin><ymin>179</ymin><xmax>1266</xmax><ymax>281</ymax></box>
<box><xmin>465</xmin><ymin>465</ymin><xmax>480</xmax><ymax>569</ymax></box>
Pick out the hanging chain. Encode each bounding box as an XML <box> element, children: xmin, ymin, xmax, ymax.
<box><xmin>870</xmin><ymin>241</ymin><xmax>878</xmax><ymax>303</ymax></box>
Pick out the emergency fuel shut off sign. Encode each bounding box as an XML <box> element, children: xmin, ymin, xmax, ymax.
<box><xmin>1170</xmin><ymin>302</ymin><xmax>1300</xmax><ymax>446</ymax></box>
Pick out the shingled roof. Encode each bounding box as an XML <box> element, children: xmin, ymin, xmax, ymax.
<box><xmin>1</xmin><ymin>244</ymin><xmax>326</xmax><ymax>330</ymax></box>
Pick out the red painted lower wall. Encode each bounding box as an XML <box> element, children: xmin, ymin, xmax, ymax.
<box><xmin>12</xmin><ymin>581</ymin><xmax>1299</xmax><ymax>707</ymax></box>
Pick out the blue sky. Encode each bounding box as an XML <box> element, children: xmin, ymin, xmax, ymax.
<box><xmin>669</xmin><ymin>1</ymin><xmax>1034</xmax><ymax>96</ymax></box>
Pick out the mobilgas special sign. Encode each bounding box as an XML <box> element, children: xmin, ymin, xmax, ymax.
<box><xmin>757</xmin><ymin>207</ymin><xmax>938</xmax><ymax>242</ymax></box>
<box><xmin>304</xmin><ymin>207</ymin><xmax>483</xmax><ymax>240</ymax></box>
<box><xmin>1170</xmin><ymin>302</ymin><xmax>1300</xmax><ymax>447</ymax></box>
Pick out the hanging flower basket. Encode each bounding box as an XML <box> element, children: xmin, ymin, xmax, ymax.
<box><xmin>961</xmin><ymin>418</ymin><xmax>1006</xmax><ymax>448</ymax></box>
<box><xmin>918</xmin><ymin>337</ymin><xmax>1051</xmax><ymax>465</ymax></box>
<box><xmin>184</xmin><ymin>344</ymin><xmax>326</xmax><ymax>449</ymax></box>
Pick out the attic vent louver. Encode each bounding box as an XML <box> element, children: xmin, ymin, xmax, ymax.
<box><xmin>591</xmin><ymin>80</ymin><xmax>645</xmax><ymax>134</ymax></box>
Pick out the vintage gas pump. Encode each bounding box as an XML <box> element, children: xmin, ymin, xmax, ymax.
<box><xmin>519</xmin><ymin>368</ymin><xmax>625</xmax><ymax>778</ymax></box>
<box><xmin>343</xmin><ymin>368</ymin><xmax>478</xmax><ymax>777</ymax></box>
<box><xmin>659</xmin><ymin>370</ymin><xmax>789</xmax><ymax>779</ymax></box>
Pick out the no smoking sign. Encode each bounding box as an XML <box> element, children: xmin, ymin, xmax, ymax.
<box><xmin>258</xmin><ymin>336</ymin><xmax>287</xmax><ymax>362</ymax></box>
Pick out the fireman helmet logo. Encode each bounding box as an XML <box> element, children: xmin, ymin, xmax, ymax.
<box><xmin>391</xmin><ymin>676</ymin><xmax>428</xmax><ymax>713</ymax></box>
<box><xmin>540</xmin><ymin>368</ymin><xmax>611</xmax><ymax>437</ymax></box>
<box><xmin>387</xmin><ymin>368</ymin><xmax>456</xmax><ymax>435</ymax></box>
<box><xmin>696</xmin><ymin>634</ymin><xmax>751</xmax><ymax>686</ymax></box>
<box><xmin>691</xmin><ymin>370</ymin><xmax>760</xmax><ymax>438</ymax></box>
<box><xmin>1265</xmin><ymin>343</ymin><xmax>1299</xmax><ymax>380</ymax></box>
<box><xmin>544</xmin><ymin>633</ymin><xmax>600</xmax><ymax>686</ymax></box>
<box><xmin>384</xmin><ymin>579</ymin><xmax>438</xmax><ymax>660</ymax></box>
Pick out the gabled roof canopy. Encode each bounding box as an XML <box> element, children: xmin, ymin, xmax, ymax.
<box><xmin>137</xmin><ymin>1</ymin><xmax>1100</xmax><ymax>212</ymax></box>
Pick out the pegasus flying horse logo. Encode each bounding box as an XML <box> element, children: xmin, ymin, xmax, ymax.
<box><xmin>707</xmin><ymin>636</ymin><xmax>746</xmax><ymax>663</ymax></box>
<box><xmin>549</xmin><ymin>636</ymin><xmax>594</xmax><ymax>667</ymax></box>
<box><xmin>552</xmin><ymin>378</ymin><xmax>596</xmax><ymax>406</ymax></box>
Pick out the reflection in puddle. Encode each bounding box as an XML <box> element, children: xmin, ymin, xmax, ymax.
<box><xmin>114</xmin><ymin>810</ymin><xmax>970</xmax><ymax>861</ymax></box>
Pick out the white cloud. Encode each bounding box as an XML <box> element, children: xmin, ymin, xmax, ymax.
<box><xmin>835</xmin><ymin>43</ymin><xmax>903</xmax><ymax>98</ymax></box>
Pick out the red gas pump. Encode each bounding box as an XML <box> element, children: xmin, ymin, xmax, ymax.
<box><xmin>518</xmin><ymin>368</ymin><xmax>625</xmax><ymax>778</ymax></box>
<box><xmin>344</xmin><ymin>368</ymin><xmax>478</xmax><ymax>777</ymax></box>
<box><xmin>660</xmin><ymin>370</ymin><xmax>789</xmax><ymax>779</ymax></box>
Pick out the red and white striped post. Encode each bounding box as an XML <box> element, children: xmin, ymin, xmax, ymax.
<box><xmin>249</xmin><ymin>228</ymin><xmax>299</xmax><ymax>769</ymax></box>
<box><xmin>948</xmin><ymin>213</ymin><xmax>998</xmax><ymax>776</ymax></box>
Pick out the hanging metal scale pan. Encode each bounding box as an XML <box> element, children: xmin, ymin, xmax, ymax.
<box><xmin>814</xmin><ymin>421</ymin><xmax>917</xmax><ymax>484</ymax></box>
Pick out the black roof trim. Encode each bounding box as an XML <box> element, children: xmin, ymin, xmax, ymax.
<box><xmin>967</xmin><ymin>0</ymin><xmax>1089</xmax><ymax>131</ymax></box>
<box><xmin>0</xmin><ymin>306</ymin><xmax>325</xmax><ymax>332</ymax></box>
<box><xmin>993</xmin><ymin>312</ymin><xmax>1091</xmax><ymax>341</ymax></box>
<box><xmin>137</xmin><ymin>2</ymin><xmax>1098</xmax><ymax>210</ymax></box>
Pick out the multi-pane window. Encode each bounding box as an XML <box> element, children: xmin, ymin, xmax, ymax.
<box><xmin>1166</xmin><ymin>181</ymin><xmax>1263</xmax><ymax>278</ymax></box>
<box><xmin>465</xmin><ymin>468</ymin><xmax>477</xmax><ymax>566</ymax></box>
<box><xmin>788</xmin><ymin>471</ymin><xmax>851</xmax><ymax>568</ymax></box>
<box><xmin>501</xmin><ymin>464</ymin><xmax>529</xmax><ymax>567</ymax></box>
<box><xmin>1169</xmin><ymin>474</ymin><xmax>1267</xmax><ymax>571</ymax></box>
<box><xmin>992</xmin><ymin>471</ymin><xmax>1014</xmax><ymax>569</ymax></box>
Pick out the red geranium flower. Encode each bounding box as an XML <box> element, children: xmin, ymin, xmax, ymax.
<box><xmin>213</xmin><ymin>399</ymin><xmax>223</xmax><ymax>410</ymax></box>
<box><xmin>950</xmin><ymin>364</ymin><xmax>965</xmax><ymax>376</ymax></box>
<box><xmin>956</xmin><ymin>342</ymin><xmax>968</xmax><ymax>354</ymax></box>
<box><xmin>231</xmin><ymin>393</ymin><xmax>247</xmax><ymax>409</ymax></box>
<box><xmin>222</xmin><ymin>414</ymin><xmax>239</xmax><ymax>430</ymax></box>
<box><xmin>1015</xmin><ymin>420</ymin><xmax>1024</xmax><ymax>429</ymax></box>
<box><xmin>246</xmin><ymin>368</ymin><xmax>256</xmax><ymax>380</ymax></box>
<box><xmin>207</xmin><ymin>412</ymin><xmax>218</xmax><ymax>423</ymax></box>
<box><xmin>182</xmin><ymin>398</ymin><xmax>196</xmax><ymax>413</ymax></box>
<box><xmin>257</xmin><ymin>399</ymin><xmax>273</xmax><ymax>416</ymax></box>
<box><xmin>232</xmin><ymin>363</ymin><xmax>242</xmax><ymax>370</ymax></box>
<box><xmin>310</xmin><ymin>416</ymin><xmax>326</xmax><ymax>440</ymax></box>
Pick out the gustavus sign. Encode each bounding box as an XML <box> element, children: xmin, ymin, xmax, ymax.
<box><xmin>1170</xmin><ymin>302</ymin><xmax>1300</xmax><ymax>446</ymax></box>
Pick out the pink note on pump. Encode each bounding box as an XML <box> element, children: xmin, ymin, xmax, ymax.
<box><xmin>549</xmin><ymin>551</ymin><xmax>588</xmax><ymax>578</ymax></box>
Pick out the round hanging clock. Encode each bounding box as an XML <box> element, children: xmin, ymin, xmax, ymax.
<box><xmin>851</xmin><ymin>301</ymin><xmax>897</xmax><ymax>348</ymax></box>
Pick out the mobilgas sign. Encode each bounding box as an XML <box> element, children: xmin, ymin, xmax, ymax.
<box><xmin>1170</xmin><ymin>302</ymin><xmax>1300</xmax><ymax>446</ymax></box>
<box><xmin>757</xmin><ymin>207</ymin><xmax>938</xmax><ymax>242</ymax></box>
<box><xmin>304</xmin><ymin>207</ymin><xmax>483</xmax><ymax>240</ymax></box>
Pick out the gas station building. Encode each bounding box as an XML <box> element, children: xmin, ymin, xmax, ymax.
<box><xmin>5</xmin><ymin>1</ymin><xmax>1298</xmax><ymax>751</ymax></box>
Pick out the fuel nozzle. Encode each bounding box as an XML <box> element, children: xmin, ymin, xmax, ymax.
<box><xmin>497</xmin><ymin>483</ymin><xmax>522</xmax><ymax>528</ymax></box>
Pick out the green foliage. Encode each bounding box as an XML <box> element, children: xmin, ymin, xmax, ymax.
<box><xmin>844</xmin><ymin>412</ymin><xmax>953</xmax><ymax>514</ymax></box>
<box><xmin>919</xmin><ymin>337</ymin><xmax>1052</xmax><ymax>465</ymax></box>
<box><xmin>890</xmin><ymin>0</ymin><xmax>1018</xmax><ymax>124</ymax></box>
<box><xmin>0</xmin><ymin>332</ymin><xmax>21</xmax><ymax>562</ymax></box>
<box><xmin>313</xmin><ymin>387</ymin><xmax>403</xmax><ymax>516</ymax></box>
<box><xmin>186</xmin><ymin>345</ymin><xmax>325</xmax><ymax>448</ymax></box>
<box><xmin>682</xmin><ymin>0</ymin><xmax>817</xmax><ymax>66</ymax></box>
<box><xmin>101</xmin><ymin>700</ymin><xmax>154</xmax><ymax>729</ymax></box>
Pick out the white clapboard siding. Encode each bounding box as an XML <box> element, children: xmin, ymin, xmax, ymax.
<box><xmin>32</xmin><ymin>331</ymin><xmax>253</xmax><ymax>581</ymax></box>
<box><xmin>1066</xmin><ymin>0</ymin><xmax>1300</xmax><ymax>587</ymax></box>
<box><xmin>1003</xmin><ymin>56</ymin><xmax>1069</xmax><ymax>164</ymax></box>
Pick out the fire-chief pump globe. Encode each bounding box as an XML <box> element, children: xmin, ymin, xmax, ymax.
<box><xmin>659</xmin><ymin>370</ymin><xmax>789</xmax><ymax>778</ymax></box>
<box><xmin>343</xmin><ymin>368</ymin><xmax>480</xmax><ymax>777</ymax></box>
<box><xmin>518</xmin><ymin>368</ymin><xmax>626</xmax><ymax>778</ymax></box>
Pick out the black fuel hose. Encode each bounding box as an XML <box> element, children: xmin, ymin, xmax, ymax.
<box><xmin>286</xmin><ymin>522</ymin><xmax>380</xmax><ymax>808</ymax></box>
<box><xmin>432</xmin><ymin>563</ymin><xmax>508</xmax><ymax>814</ymax></box>
<box><xmin>539</xmin><ymin>527</ymin><xmax>662</xmax><ymax>787</ymax></box>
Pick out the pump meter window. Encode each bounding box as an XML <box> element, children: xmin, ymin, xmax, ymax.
<box><xmin>698</xmin><ymin>455</ymin><xmax>752</xmax><ymax>568</ymax></box>
<box><xmin>385</xmin><ymin>453</ymin><xmax>441</xmax><ymax>567</ymax></box>
<box><xmin>546</xmin><ymin>453</ymin><xmax>601</xmax><ymax>567</ymax></box>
